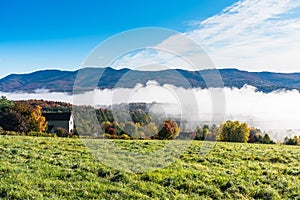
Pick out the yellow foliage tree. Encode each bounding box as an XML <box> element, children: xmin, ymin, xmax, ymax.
<box><xmin>31</xmin><ymin>106</ymin><xmax>48</xmax><ymax>132</ymax></box>
<box><xmin>219</xmin><ymin>120</ymin><xmax>250</xmax><ymax>143</ymax></box>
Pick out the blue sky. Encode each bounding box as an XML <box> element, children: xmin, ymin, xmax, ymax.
<box><xmin>1</xmin><ymin>0</ymin><xmax>300</xmax><ymax>78</ymax></box>
<box><xmin>0</xmin><ymin>0</ymin><xmax>237</xmax><ymax>77</ymax></box>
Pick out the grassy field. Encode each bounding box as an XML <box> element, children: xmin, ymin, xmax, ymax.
<box><xmin>0</xmin><ymin>136</ymin><xmax>300</xmax><ymax>199</ymax></box>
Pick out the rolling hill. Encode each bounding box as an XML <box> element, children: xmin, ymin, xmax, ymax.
<box><xmin>1</xmin><ymin>67</ymin><xmax>300</xmax><ymax>93</ymax></box>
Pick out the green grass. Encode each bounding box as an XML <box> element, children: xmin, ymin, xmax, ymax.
<box><xmin>0</xmin><ymin>136</ymin><xmax>300</xmax><ymax>199</ymax></box>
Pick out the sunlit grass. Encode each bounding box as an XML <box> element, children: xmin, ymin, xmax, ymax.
<box><xmin>0</xmin><ymin>136</ymin><xmax>299</xmax><ymax>199</ymax></box>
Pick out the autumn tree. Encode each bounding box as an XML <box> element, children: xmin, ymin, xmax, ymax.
<box><xmin>100</xmin><ymin>121</ymin><xmax>112</xmax><ymax>133</ymax></box>
<box><xmin>13</xmin><ymin>102</ymin><xmax>48</xmax><ymax>133</ymax></box>
<box><xmin>156</xmin><ymin>120</ymin><xmax>180</xmax><ymax>140</ymax></box>
<box><xmin>30</xmin><ymin>106</ymin><xmax>48</xmax><ymax>132</ymax></box>
<box><xmin>0</xmin><ymin>98</ymin><xmax>48</xmax><ymax>133</ymax></box>
<box><xmin>219</xmin><ymin>120</ymin><xmax>250</xmax><ymax>143</ymax></box>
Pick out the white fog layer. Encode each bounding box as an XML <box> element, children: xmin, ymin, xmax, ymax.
<box><xmin>1</xmin><ymin>83</ymin><xmax>300</xmax><ymax>141</ymax></box>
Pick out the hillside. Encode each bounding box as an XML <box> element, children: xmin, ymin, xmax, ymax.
<box><xmin>1</xmin><ymin>68</ymin><xmax>300</xmax><ymax>93</ymax></box>
<box><xmin>1</xmin><ymin>136</ymin><xmax>299</xmax><ymax>199</ymax></box>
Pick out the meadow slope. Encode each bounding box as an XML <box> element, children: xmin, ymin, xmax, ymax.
<box><xmin>0</xmin><ymin>136</ymin><xmax>300</xmax><ymax>199</ymax></box>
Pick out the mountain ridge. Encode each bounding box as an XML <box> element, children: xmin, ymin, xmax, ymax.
<box><xmin>1</xmin><ymin>67</ymin><xmax>300</xmax><ymax>93</ymax></box>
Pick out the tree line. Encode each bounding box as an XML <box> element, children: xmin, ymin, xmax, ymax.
<box><xmin>0</xmin><ymin>97</ymin><xmax>295</xmax><ymax>145</ymax></box>
<box><xmin>192</xmin><ymin>121</ymin><xmax>275</xmax><ymax>144</ymax></box>
<box><xmin>283</xmin><ymin>136</ymin><xmax>300</xmax><ymax>145</ymax></box>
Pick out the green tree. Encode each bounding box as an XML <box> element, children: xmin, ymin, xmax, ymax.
<box><xmin>0</xmin><ymin>97</ymin><xmax>16</xmax><ymax>130</ymax></box>
<box><xmin>123</xmin><ymin>122</ymin><xmax>138</xmax><ymax>137</ymax></box>
<box><xmin>195</xmin><ymin>125</ymin><xmax>210</xmax><ymax>140</ymax></box>
<box><xmin>206</xmin><ymin>126</ymin><xmax>221</xmax><ymax>141</ymax></box>
<box><xmin>284</xmin><ymin>136</ymin><xmax>299</xmax><ymax>145</ymax></box>
<box><xmin>219</xmin><ymin>120</ymin><xmax>250</xmax><ymax>143</ymax></box>
<box><xmin>0</xmin><ymin>96</ymin><xmax>14</xmax><ymax>115</ymax></box>
<box><xmin>130</xmin><ymin>110</ymin><xmax>150</xmax><ymax>126</ymax></box>
<box><xmin>261</xmin><ymin>134</ymin><xmax>275</xmax><ymax>144</ymax></box>
<box><xmin>248</xmin><ymin>128</ymin><xmax>275</xmax><ymax>144</ymax></box>
<box><xmin>248</xmin><ymin>128</ymin><xmax>262</xmax><ymax>143</ymax></box>
<box><xmin>1</xmin><ymin>109</ymin><xmax>29</xmax><ymax>133</ymax></box>
<box><xmin>140</xmin><ymin>122</ymin><xmax>158</xmax><ymax>138</ymax></box>
<box><xmin>73</xmin><ymin>105</ymin><xmax>100</xmax><ymax>136</ymax></box>
<box><xmin>0</xmin><ymin>101</ymin><xmax>39</xmax><ymax>133</ymax></box>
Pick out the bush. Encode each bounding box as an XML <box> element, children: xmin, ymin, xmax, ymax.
<box><xmin>120</xmin><ymin>134</ymin><xmax>131</xmax><ymax>140</ymax></box>
<box><xmin>55</xmin><ymin>127</ymin><xmax>70</xmax><ymax>137</ymax></box>
<box><xmin>104</xmin><ymin>133</ymin><xmax>119</xmax><ymax>139</ymax></box>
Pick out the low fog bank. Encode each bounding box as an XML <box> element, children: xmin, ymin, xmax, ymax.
<box><xmin>2</xmin><ymin>82</ymin><xmax>300</xmax><ymax>141</ymax></box>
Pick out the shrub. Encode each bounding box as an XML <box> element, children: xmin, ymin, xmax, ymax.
<box><xmin>55</xmin><ymin>127</ymin><xmax>69</xmax><ymax>137</ymax></box>
<box><xmin>120</xmin><ymin>134</ymin><xmax>131</xmax><ymax>140</ymax></box>
<box><xmin>104</xmin><ymin>133</ymin><xmax>119</xmax><ymax>139</ymax></box>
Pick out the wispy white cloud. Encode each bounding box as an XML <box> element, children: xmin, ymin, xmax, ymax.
<box><xmin>112</xmin><ymin>0</ymin><xmax>300</xmax><ymax>72</ymax></box>
<box><xmin>187</xmin><ymin>0</ymin><xmax>300</xmax><ymax>72</ymax></box>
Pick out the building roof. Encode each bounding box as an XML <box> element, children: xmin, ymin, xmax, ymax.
<box><xmin>42</xmin><ymin>112</ymin><xmax>72</xmax><ymax>121</ymax></box>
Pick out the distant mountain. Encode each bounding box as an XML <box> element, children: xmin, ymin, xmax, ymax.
<box><xmin>1</xmin><ymin>67</ymin><xmax>300</xmax><ymax>93</ymax></box>
<box><xmin>0</xmin><ymin>70</ymin><xmax>77</xmax><ymax>93</ymax></box>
